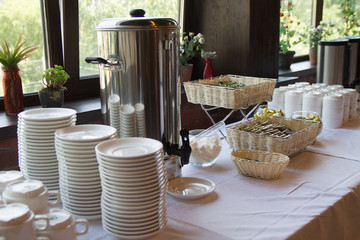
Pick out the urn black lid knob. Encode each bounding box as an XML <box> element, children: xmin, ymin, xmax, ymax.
<box><xmin>130</xmin><ymin>9</ymin><xmax>145</xmax><ymax>17</ymax></box>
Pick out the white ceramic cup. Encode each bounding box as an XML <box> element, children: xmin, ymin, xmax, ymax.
<box><xmin>302</xmin><ymin>91</ymin><xmax>324</xmax><ymax>117</ymax></box>
<box><xmin>2</xmin><ymin>180</ymin><xmax>61</xmax><ymax>214</ymax></box>
<box><xmin>284</xmin><ymin>90</ymin><xmax>304</xmax><ymax>117</ymax></box>
<box><xmin>0</xmin><ymin>203</ymin><xmax>50</xmax><ymax>240</ymax></box>
<box><xmin>268</xmin><ymin>88</ymin><xmax>285</xmax><ymax>110</ymax></box>
<box><xmin>36</xmin><ymin>208</ymin><xmax>89</xmax><ymax>240</ymax></box>
<box><xmin>0</xmin><ymin>171</ymin><xmax>25</xmax><ymax>194</ymax></box>
<box><xmin>322</xmin><ymin>94</ymin><xmax>345</xmax><ymax>128</ymax></box>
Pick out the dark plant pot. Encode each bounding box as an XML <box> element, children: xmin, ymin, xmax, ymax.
<box><xmin>180</xmin><ymin>64</ymin><xmax>193</xmax><ymax>84</ymax></box>
<box><xmin>309</xmin><ymin>48</ymin><xmax>317</xmax><ymax>65</ymax></box>
<box><xmin>38</xmin><ymin>88</ymin><xmax>64</xmax><ymax>108</ymax></box>
<box><xmin>279</xmin><ymin>51</ymin><xmax>295</xmax><ymax>69</ymax></box>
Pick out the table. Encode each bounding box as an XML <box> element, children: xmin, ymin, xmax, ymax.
<box><xmin>84</xmin><ymin>120</ymin><xmax>360</xmax><ymax>240</ymax></box>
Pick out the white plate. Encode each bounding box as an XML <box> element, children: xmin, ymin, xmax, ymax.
<box><xmin>100</xmin><ymin>176</ymin><xmax>166</xmax><ymax>191</ymax></box>
<box><xmin>101</xmin><ymin>182</ymin><xmax>167</xmax><ymax>197</ymax></box>
<box><xmin>102</xmin><ymin>213</ymin><xmax>166</xmax><ymax>231</ymax></box>
<box><xmin>102</xmin><ymin>217</ymin><xmax>166</xmax><ymax>239</ymax></box>
<box><xmin>55</xmin><ymin>124</ymin><xmax>116</xmax><ymax>142</ymax></box>
<box><xmin>167</xmin><ymin>177</ymin><xmax>216</xmax><ymax>200</ymax></box>
<box><xmin>18</xmin><ymin>121</ymin><xmax>76</xmax><ymax>130</ymax></box>
<box><xmin>19</xmin><ymin>108</ymin><xmax>77</xmax><ymax>121</ymax></box>
<box><xmin>96</xmin><ymin>150</ymin><xmax>163</xmax><ymax>164</ymax></box>
<box><xmin>18</xmin><ymin>116</ymin><xmax>77</xmax><ymax>126</ymax></box>
<box><xmin>95</xmin><ymin>138</ymin><xmax>163</xmax><ymax>159</ymax></box>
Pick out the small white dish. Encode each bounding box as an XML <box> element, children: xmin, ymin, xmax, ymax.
<box><xmin>167</xmin><ymin>177</ymin><xmax>216</xmax><ymax>200</ymax></box>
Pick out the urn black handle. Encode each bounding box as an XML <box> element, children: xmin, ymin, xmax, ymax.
<box><xmin>85</xmin><ymin>57</ymin><xmax>108</xmax><ymax>64</ymax></box>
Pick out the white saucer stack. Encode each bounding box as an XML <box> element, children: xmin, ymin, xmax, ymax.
<box><xmin>17</xmin><ymin>108</ymin><xmax>77</xmax><ymax>192</ymax></box>
<box><xmin>55</xmin><ymin>124</ymin><xmax>117</xmax><ymax>220</ymax></box>
<box><xmin>119</xmin><ymin>105</ymin><xmax>136</xmax><ymax>137</ymax></box>
<box><xmin>95</xmin><ymin>138</ymin><xmax>167</xmax><ymax>239</ymax></box>
<box><xmin>109</xmin><ymin>94</ymin><xmax>121</xmax><ymax>137</ymax></box>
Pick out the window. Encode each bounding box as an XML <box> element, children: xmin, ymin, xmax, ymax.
<box><xmin>0</xmin><ymin>0</ymin><xmax>45</xmax><ymax>96</ymax></box>
<box><xmin>323</xmin><ymin>0</ymin><xmax>360</xmax><ymax>38</ymax></box>
<box><xmin>0</xmin><ymin>0</ymin><xmax>180</xmax><ymax>109</ymax></box>
<box><xmin>291</xmin><ymin>0</ymin><xmax>314</xmax><ymax>56</ymax></box>
<box><xmin>291</xmin><ymin>0</ymin><xmax>360</xmax><ymax>60</ymax></box>
<box><xmin>79</xmin><ymin>0</ymin><xmax>180</xmax><ymax>77</ymax></box>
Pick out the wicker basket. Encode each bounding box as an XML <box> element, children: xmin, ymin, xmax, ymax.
<box><xmin>226</xmin><ymin>116</ymin><xmax>320</xmax><ymax>156</ymax></box>
<box><xmin>231</xmin><ymin>150</ymin><xmax>289</xmax><ymax>180</ymax></box>
<box><xmin>183</xmin><ymin>75</ymin><xmax>276</xmax><ymax>109</ymax></box>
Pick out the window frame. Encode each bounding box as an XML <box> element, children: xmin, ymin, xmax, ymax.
<box><xmin>0</xmin><ymin>0</ymin><xmax>326</xmax><ymax>110</ymax></box>
<box><xmin>0</xmin><ymin>0</ymin><xmax>100</xmax><ymax>111</ymax></box>
<box><xmin>293</xmin><ymin>0</ymin><xmax>323</xmax><ymax>62</ymax></box>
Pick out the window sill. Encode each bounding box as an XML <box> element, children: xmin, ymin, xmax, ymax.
<box><xmin>278</xmin><ymin>60</ymin><xmax>316</xmax><ymax>78</ymax></box>
<box><xmin>1</xmin><ymin>60</ymin><xmax>316</xmax><ymax>139</ymax></box>
<box><xmin>0</xmin><ymin>97</ymin><xmax>102</xmax><ymax>140</ymax></box>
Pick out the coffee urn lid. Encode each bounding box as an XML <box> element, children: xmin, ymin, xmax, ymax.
<box><xmin>96</xmin><ymin>9</ymin><xmax>179</xmax><ymax>31</ymax></box>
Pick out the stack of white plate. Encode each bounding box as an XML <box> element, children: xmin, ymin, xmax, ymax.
<box><xmin>17</xmin><ymin>108</ymin><xmax>77</xmax><ymax>192</ymax></box>
<box><xmin>95</xmin><ymin>138</ymin><xmax>167</xmax><ymax>239</ymax></box>
<box><xmin>55</xmin><ymin>124</ymin><xmax>117</xmax><ymax>220</ymax></box>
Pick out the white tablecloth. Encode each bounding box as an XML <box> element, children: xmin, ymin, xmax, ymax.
<box><xmin>83</xmin><ymin>120</ymin><xmax>360</xmax><ymax>240</ymax></box>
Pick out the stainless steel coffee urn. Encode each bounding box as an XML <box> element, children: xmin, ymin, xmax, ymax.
<box><xmin>317</xmin><ymin>39</ymin><xmax>348</xmax><ymax>85</ymax></box>
<box><xmin>86</xmin><ymin>9</ymin><xmax>190</xmax><ymax>177</ymax></box>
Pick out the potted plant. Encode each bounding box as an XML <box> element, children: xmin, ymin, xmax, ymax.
<box><xmin>301</xmin><ymin>21</ymin><xmax>334</xmax><ymax>65</ymax></box>
<box><xmin>337</xmin><ymin>0</ymin><xmax>360</xmax><ymax>37</ymax></box>
<box><xmin>180</xmin><ymin>32</ymin><xmax>205</xmax><ymax>83</ymax></box>
<box><xmin>279</xmin><ymin>0</ymin><xmax>302</xmax><ymax>69</ymax></box>
<box><xmin>0</xmin><ymin>34</ymin><xmax>37</xmax><ymax>115</ymax></box>
<box><xmin>38</xmin><ymin>65</ymin><xmax>69</xmax><ymax>108</ymax></box>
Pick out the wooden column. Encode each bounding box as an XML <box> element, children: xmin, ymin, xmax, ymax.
<box><xmin>183</xmin><ymin>0</ymin><xmax>279</xmax><ymax>80</ymax></box>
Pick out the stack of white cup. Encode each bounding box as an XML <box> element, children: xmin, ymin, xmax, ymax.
<box><xmin>344</xmin><ymin>88</ymin><xmax>359</xmax><ymax>120</ymax></box>
<box><xmin>337</xmin><ymin>90</ymin><xmax>350</xmax><ymax>123</ymax></box>
<box><xmin>328</xmin><ymin>85</ymin><xmax>344</xmax><ymax>92</ymax></box>
<box><xmin>322</xmin><ymin>93</ymin><xmax>345</xmax><ymax>128</ymax></box>
<box><xmin>0</xmin><ymin>203</ymin><xmax>50</xmax><ymax>240</ymax></box>
<box><xmin>36</xmin><ymin>208</ymin><xmax>89</xmax><ymax>240</ymax></box>
<box><xmin>302</xmin><ymin>91</ymin><xmax>324</xmax><ymax>116</ymax></box>
<box><xmin>284</xmin><ymin>89</ymin><xmax>305</xmax><ymax>117</ymax></box>
<box><xmin>268</xmin><ymin>88</ymin><xmax>286</xmax><ymax>110</ymax></box>
<box><xmin>0</xmin><ymin>170</ymin><xmax>25</xmax><ymax>194</ymax></box>
<box><xmin>295</xmin><ymin>82</ymin><xmax>310</xmax><ymax>88</ymax></box>
<box><xmin>2</xmin><ymin>179</ymin><xmax>61</xmax><ymax>214</ymax></box>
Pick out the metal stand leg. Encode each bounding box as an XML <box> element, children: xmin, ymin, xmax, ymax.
<box><xmin>200</xmin><ymin>102</ymin><xmax>263</xmax><ymax>144</ymax></box>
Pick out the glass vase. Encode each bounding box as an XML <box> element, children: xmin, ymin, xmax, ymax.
<box><xmin>203</xmin><ymin>59</ymin><xmax>214</xmax><ymax>79</ymax></box>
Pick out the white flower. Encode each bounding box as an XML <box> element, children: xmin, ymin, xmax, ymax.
<box><xmin>320</xmin><ymin>21</ymin><xmax>326</xmax><ymax>25</ymax></box>
<box><xmin>197</xmin><ymin>33</ymin><xmax>203</xmax><ymax>38</ymax></box>
<box><xmin>189</xmin><ymin>32</ymin><xmax>194</xmax><ymax>37</ymax></box>
<box><xmin>199</xmin><ymin>38</ymin><xmax>205</xmax><ymax>44</ymax></box>
<box><xmin>317</xmin><ymin>25</ymin><xmax>323</xmax><ymax>30</ymax></box>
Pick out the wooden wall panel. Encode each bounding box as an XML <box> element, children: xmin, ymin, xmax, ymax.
<box><xmin>183</xmin><ymin>0</ymin><xmax>279</xmax><ymax>80</ymax></box>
